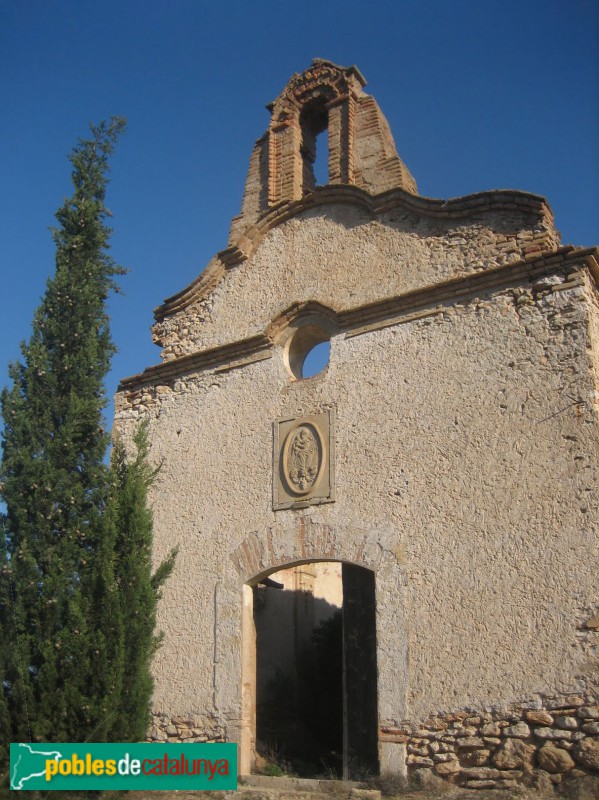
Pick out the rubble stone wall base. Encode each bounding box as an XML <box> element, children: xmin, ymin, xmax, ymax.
<box><xmin>382</xmin><ymin>692</ymin><xmax>599</xmax><ymax>791</ymax></box>
<box><xmin>147</xmin><ymin>712</ymin><xmax>226</xmax><ymax>744</ymax></box>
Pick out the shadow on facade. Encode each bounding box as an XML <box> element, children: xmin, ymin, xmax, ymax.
<box><xmin>253</xmin><ymin>562</ymin><xmax>378</xmax><ymax>780</ymax></box>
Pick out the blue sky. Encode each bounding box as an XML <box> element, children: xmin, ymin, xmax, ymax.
<box><xmin>1</xmin><ymin>0</ymin><xmax>597</xmax><ymax>416</ymax></box>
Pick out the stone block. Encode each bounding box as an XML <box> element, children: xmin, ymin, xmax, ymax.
<box><xmin>406</xmin><ymin>755</ymin><xmax>433</xmax><ymax>767</ymax></box>
<box><xmin>526</xmin><ymin>710</ymin><xmax>554</xmax><ymax>725</ymax></box>
<box><xmin>581</xmin><ymin>722</ymin><xmax>599</xmax><ymax>734</ymax></box>
<box><xmin>411</xmin><ymin>768</ymin><xmax>447</xmax><ymax>791</ymax></box>
<box><xmin>459</xmin><ymin>749</ymin><xmax>490</xmax><ymax>767</ymax></box>
<box><xmin>492</xmin><ymin>739</ymin><xmax>535</xmax><ymax>770</ymax></box>
<box><xmin>535</xmin><ymin>727</ymin><xmax>572</xmax><ymax>740</ymax></box>
<box><xmin>456</xmin><ymin>736</ymin><xmax>484</xmax><ymax>749</ymax></box>
<box><xmin>461</xmin><ymin>767</ymin><xmax>502</xmax><ymax>780</ymax></box>
<box><xmin>434</xmin><ymin>760</ymin><xmax>461</xmax><ymax>776</ymax></box>
<box><xmin>433</xmin><ymin>753</ymin><xmax>457</xmax><ymax>763</ymax></box>
<box><xmin>480</xmin><ymin>722</ymin><xmax>501</xmax><ymax>736</ymax></box>
<box><xmin>546</xmin><ymin>696</ymin><xmax>585</xmax><ymax>710</ymax></box>
<box><xmin>578</xmin><ymin>706</ymin><xmax>599</xmax><ymax>720</ymax></box>
<box><xmin>537</xmin><ymin>744</ymin><xmax>575</xmax><ymax>773</ymax></box>
<box><xmin>573</xmin><ymin>738</ymin><xmax>599</xmax><ymax>770</ymax></box>
<box><xmin>555</xmin><ymin>715</ymin><xmax>579</xmax><ymax>730</ymax></box>
<box><xmin>504</xmin><ymin>721</ymin><xmax>531</xmax><ymax>738</ymax></box>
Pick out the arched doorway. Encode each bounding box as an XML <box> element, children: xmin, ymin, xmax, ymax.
<box><xmin>241</xmin><ymin>561</ymin><xmax>378</xmax><ymax>780</ymax></box>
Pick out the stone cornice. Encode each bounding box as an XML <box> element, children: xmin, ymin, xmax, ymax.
<box><xmin>154</xmin><ymin>184</ymin><xmax>555</xmax><ymax>319</ymax></box>
<box><xmin>119</xmin><ymin>246</ymin><xmax>598</xmax><ymax>392</ymax></box>
<box><xmin>118</xmin><ymin>334</ymin><xmax>271</xmax><ymax>389</ymax></box>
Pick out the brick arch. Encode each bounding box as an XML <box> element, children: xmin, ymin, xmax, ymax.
<box><xmin>267</xmin><ymin>60</ymin><xmax>365</xmax><ymax>205</ymax></box>
<box><xmin>268</xmin><ymin>59</ymin><xmax>361</xmax><ymax>124</ymax></box>
<box><xmin>229</xmin><ymin>517</ymin><xmax>396</xmax><ymax>584</ymax></box>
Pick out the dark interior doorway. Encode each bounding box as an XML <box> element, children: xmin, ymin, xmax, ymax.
<box><xmin>253</xmin><ymin>562</ymin><xmax>378</xmax><ymax>780</ymax></box>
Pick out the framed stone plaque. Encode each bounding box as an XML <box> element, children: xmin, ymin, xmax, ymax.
<box><xmin>273</xmin><ymin>410</ymin><xmax>335</xmax><ymax>510</ymax></box>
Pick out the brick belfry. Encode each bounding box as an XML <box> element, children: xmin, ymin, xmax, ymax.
<box><xmin>115</xmin><ymin>60</ymin><xmax>599</xmax><ymax>788</ymax></box>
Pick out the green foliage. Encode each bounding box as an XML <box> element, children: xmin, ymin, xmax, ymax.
<box><xmin>108</xmin><ymin>423</ymin><xmax>177</xmax><ymax>741</ymax></box>
<box><xmin>0</xmin><ymin>117</ymin><xmax>127</xmax><ymax>749</ymax></box>
<box><xmin>0</xmin><ymin>118</ymin><xmax>175</xmax><ymax>788</ymax></box>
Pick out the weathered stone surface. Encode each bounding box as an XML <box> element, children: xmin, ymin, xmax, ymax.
<box><xmin>492</xmin><ymin>739</ymin><xmax>536</xmax><ymax>770</ymax></box>
<box><xmin>578</xmin><ymin>706</ymin><xmax>599</xmax><ymax>720</ymax></box>
<box><xmin>547</xmin><ymin>696</ymin><xmax>585</xmax><ymax>710</ymax></box>
<box><xmin>535</xmin><ymin>727</ymin><xmax>573</xmax><ymax>741</ymax></box>
<box><xmin>407</xmin><ymin>743</ymin><xmax>429</xmax><ymax>756</ymax></box>
<box><xmin>581</xmin><ymin>722</ymin><xmax>599</xmax><ymax>735</ymax></box>
<box><xmin>537</xmin><ymin>745</ymin><xmax>575</xmax><ymax>773</ymax></box>
<box><xmin>434</xmin><ymin>760</ymin><xmax>461</xmax><ymax>776</ymax></box>
<box><xmin>459</xmin><ymin>749</ymin><xmax>490</xmax><ymax>767</ymax></box>
<box><xmin>456</xmin><ymin>736</ymin><xmax>484</xmax><ymax>749</ymax></box>
<box><xmin>555</xmin><ymin>715</ymin><xmax>579</xmax><ymax>730</ymax></box>
<box><xmin>504</xmin><ymin>721</ymin><xmax>531</xmax><ymax>738</ymax></box>
<box><xmin>411</xmin><ymin>768</ymin><xmax>446</xmax><ymax>791</ymax></box>
<box><xmin>433</xmin><ymin>753</ymin><xmax>457</xmax><ymax>763</ymax></box>
<box><xmin>406</xmin><ymin>755</ymin><xmax>433</xmax><ymax>767</ymax></box>
<box><xmin>526</xmin><ymin>710</ymin><xmax>554</xmax><ymax>725</ymax></box>
<box><xmin>532</xmin><ymin>770</ymin><xmax>556</xmax><ymax>794</ymax></box>
<box><xmin>148</xmin><ymin>725</ymin><xmax>167</xmax><ymax>741</ymax></box>
<box><xmin>480</xmin><ymin>722</ymin><xmax>501</xmax><ymax>736</ymax></box>
<box><xmin>461</xmin><ymin>767</ymin><xmax>502</xmax><ymax>780</ymax></box>
<box><xmin>455</xmin><ymin>727</ymin><xmax>478</xmax><ymax>738</ymax></box>
<box><xmin>573</xmin><ymin>738</ymin><xmax>599</xmax><ymax>770</ymax></box>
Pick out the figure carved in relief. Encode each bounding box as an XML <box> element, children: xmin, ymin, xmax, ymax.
<box><xmin>286</xmin><ymin>425</ymin><xmax>320</xmax><ymax>493</ymax></box>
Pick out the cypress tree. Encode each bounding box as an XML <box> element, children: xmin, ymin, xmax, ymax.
<box><xmin>0</xmin><ymin>119</ymin><xmax>127</xmax><ymax>748</ymax></box>
<box><xmin>108</xmin><ymin>424</ymin><xmax>176</xmax><ymax>742</ymax></box>
<box><xmin>0</xmin><ymin>121</ymin><xmax>177</xmax><ymax>795</ymax></box>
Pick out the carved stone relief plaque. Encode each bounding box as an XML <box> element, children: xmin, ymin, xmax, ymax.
<box><xmin>273</xmin><ymin>410</ymin><xmax>335</xmax><ymax>510</ymax></box>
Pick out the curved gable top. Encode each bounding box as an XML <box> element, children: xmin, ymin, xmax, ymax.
<box><xmin>147</xmin><ymin>60</ymin><xmax>564</xmax><ymax>363</ymax></box>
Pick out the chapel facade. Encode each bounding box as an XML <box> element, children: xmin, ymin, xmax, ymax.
<box><xmin>114</xmin><ymin>60</ymin><xmax>599</xmax><ymax>789</ymax></box>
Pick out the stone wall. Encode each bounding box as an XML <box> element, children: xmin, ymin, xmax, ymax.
<box><xmin>147</xmin><ymin>712</ymin><xmax>225</xmax><ymax>743</ymax></box>
<box><xmin>116</xmin><ymin>250</ymin><xmax>599</xmax><ymax>783</ymax></box>
<box><xmin>384</xmin><ymin>692</ymin><xmax>599</xmax><ymax>791</ymax></box>
<box><xmin>114</xmin><ymin>61</ymin><xmax>599</xmax><ymax>786</ymax></box>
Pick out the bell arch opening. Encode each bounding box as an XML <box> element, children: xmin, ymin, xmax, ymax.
<box><xmin>241</xmin><ymin>560</ymin><xmax>378</xmax><ymax>780</ymax></box>
<box><xmin>300</xmin><ymin>98</ymin><xmax>329</xmax><ymax>194</ymax></box>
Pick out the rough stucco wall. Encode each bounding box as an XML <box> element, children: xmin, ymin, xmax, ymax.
<box><xmin>152</xmin><ymin>205</ymin><xmax>558</xmax><ymax>361</ymax></box>
<box><xmin>115</xmin><ymin>256</ymin><xmax>599</xmax><ymax>739</ymax></box>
